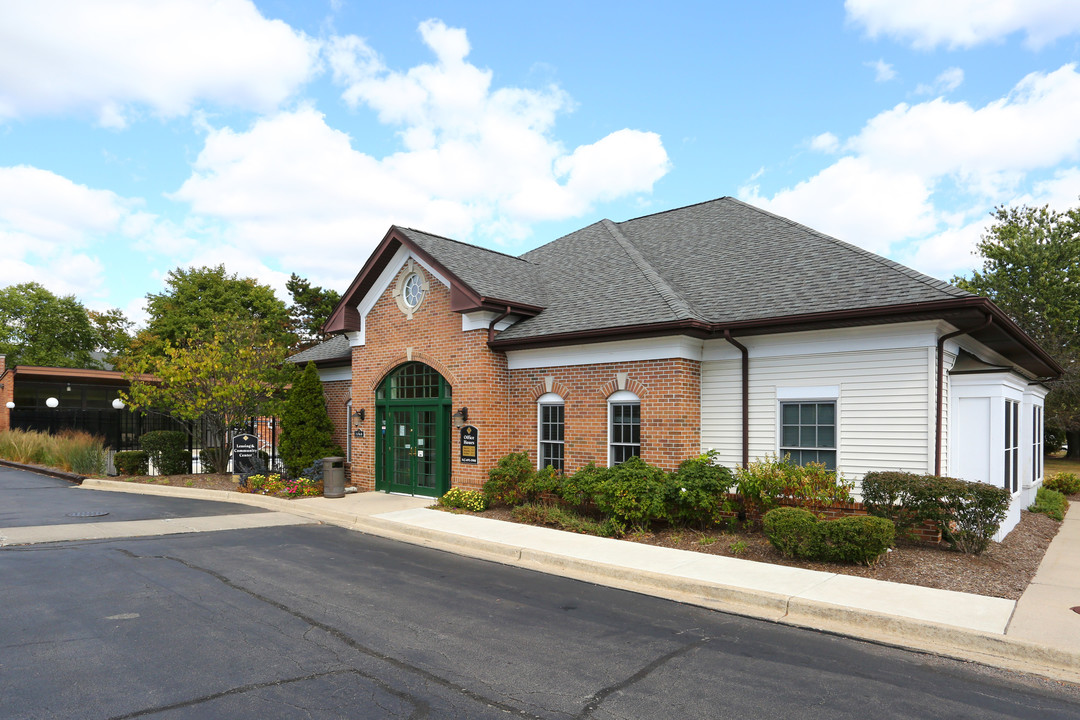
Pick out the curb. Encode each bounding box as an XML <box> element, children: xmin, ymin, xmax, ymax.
<box><xmin>78</xmin><ymin>478</ymin><xmax>1080</xmax><ymax>685</ymax></box>
<box><xmin>0</xmin><ymin>459</ymin><xmax>85</xmax><ymax>484</ymax></box>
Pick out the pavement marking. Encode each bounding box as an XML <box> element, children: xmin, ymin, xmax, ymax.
<box><xmin>0</xmin><ymin>511</ymin><xmax>317</xmax><ymax>546</ymax></box>
<box><xmin>105</xmin><ymin>613</ymin><xmax>140</xmax><ymax>620</ymax></box>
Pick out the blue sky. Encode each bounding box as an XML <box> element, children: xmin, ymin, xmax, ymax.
<box><xmin>3</xmin><ymin>1</ymin><xmax>1080</xmax><ymax>325</ymax></box>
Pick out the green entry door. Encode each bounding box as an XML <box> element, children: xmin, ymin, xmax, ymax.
<box><xmin>376</xmin><ymin>362</ymin><xmax>451</xmax><ymax>498</ymax></box>
<box><xmin>386</xmin><ymin>406</ymin><xmax>442</xmax><ymax>496</ymax></box>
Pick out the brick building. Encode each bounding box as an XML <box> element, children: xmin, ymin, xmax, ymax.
<box><xmin>289</xmin><ymin>197</ymin><xmax>1060</xmax><ymax>536</ymax></box>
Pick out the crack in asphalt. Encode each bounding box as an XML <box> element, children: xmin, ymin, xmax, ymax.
<box><xmin>575</xmin><ymin>636</ymin><xmax>712</xmax><ymax>719</ymax></box>
<box><xmin>115</xmin><ymin>548</ymin><xmax>539</xmax><ymax>719</ymax></box>
<box><xmin>102</xmin><ymin>668</ymin><xmax>428</xmax><ymax>720</ymax></box>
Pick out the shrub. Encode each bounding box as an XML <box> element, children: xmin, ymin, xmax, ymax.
<box><xmin>140</xmin><ymin>430</ymin><xmax>190</xmax><ymax>475</ymax></box>
<box><xmin>279</xmin><ymin>361</ymin><xmax>344</xmax><ymax>477</ymax></box>
<box><xmin>114</xmin><ymin>450</ymin><xmax>149</xmax><ymax>476</ymax></box>
<box><xmin>943</xmin><ymin>481</ymin><xmax>1011</xmax><ymax>554</ymax></box>
<box><xmin>1030</xmin><ymin>487</ymin><xmax>1067</xmax><ymax>521</ymax></box>
<box><xmin>762</xmin><ymin>507</ymin><xmax>820</xmax><ymax>558</ymax></box>
<box><xmin>483</xmin><ymin>452</ymin><xmax>536</xmax><ymax>507</ymax></box>
<box><xmin>594</xmin><ymin>456</ymin><xmax>669</xmax><ymax>531</ymax></box>
<box><xmin>736</xmin><ymin>454</ymin><xmax>852</xmax><ymax>518</ymax></box>
<box><xmin>439</xmin><ymin>488</ymin><xmax>489</xmax><ymax>512</ymax></box>
<box><xmin>814</xmin><ymin>516</ymin><xmax>895</xmax><ymax>565</ymax></box>
<box><xmin>557</xmin><ymin>463</ymin><xmax>609</xmax><ymax>508</ymax></box>
<box><xmin>667</xmin><ymin>450</ymin><xmax>736</xmax><ymax>527</ymax></box>
<box><xmin>1045</xmin><ymin>472</ymin><xmax>1080</xmax><ymax>496</ymax></box>
<box><xmin>862</xmin><ymin>471</ymin><xmax>1010</xmax><ymax>554</ymax></box>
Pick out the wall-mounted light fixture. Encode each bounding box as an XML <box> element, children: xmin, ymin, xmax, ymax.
<box><xmin>5</xmin><ymin>401</ymin><xmax>13</xmax><ymax>409</ymax></box>
<box><xmin>352</xmin><ymin>408</ymin><xmax>365</xmax><ymax>423</ymax></box>
<box><xmin>65</xmin><ymin>383</ymin><xmax>71</xmax><ymax>392</ymax></box>
<box><xmin>46</xmin><ymin>397</ymin><xmax>59</xmax><ymax>408</ymax></box>
<box><xmin>452</xmin><ymin>407</ymin><xmax>469</xmax><ymax>429</ymax></box>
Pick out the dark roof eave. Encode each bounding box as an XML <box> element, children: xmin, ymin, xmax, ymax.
<box><xmin>489</xmin><ymin>297</ymin><xmax>1063</xmax><ymax>378</ymax></box>
<box><xmin>325</xmin><ymin>227</ymin><xmax>547</xmax><ymax>334</ymax></box>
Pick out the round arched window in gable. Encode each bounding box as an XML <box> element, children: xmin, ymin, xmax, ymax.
<box><xmin>393</xmin><ymin>259</ymin><xmax>430</xmax><ymax>319</ymax></box>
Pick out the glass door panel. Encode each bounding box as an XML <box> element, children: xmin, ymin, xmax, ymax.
<box><xmin>415</xmin><ymin>409</ymin><xmax>438</xmax><ymax>490</ymax></box>
<box><xmin>391</xmin><ymin>409</ymin><xmax>413</xmax><ymax>492</ymax></box>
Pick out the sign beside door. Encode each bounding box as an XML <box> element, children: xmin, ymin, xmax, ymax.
<box><xmin>459</xmin><ymin>425</ymin><xmax>478</xmax><ymax>464</ymax></box>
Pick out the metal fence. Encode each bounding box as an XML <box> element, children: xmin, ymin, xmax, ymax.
<box><xmin>9</xmin><ymin>408</ymin><xmax>280</xmax><ymax>475</ymax></box>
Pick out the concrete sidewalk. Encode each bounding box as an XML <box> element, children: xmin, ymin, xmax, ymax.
<box><xmin>75</xmin><ymin>479</ymin><xmax>1080</xmax><ymax>684</ymax></box>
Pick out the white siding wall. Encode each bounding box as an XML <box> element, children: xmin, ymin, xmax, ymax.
<box><xmin>701</xmin><ymin>324</ymin><xmax>939</xmax><ymax>480</ymax></box>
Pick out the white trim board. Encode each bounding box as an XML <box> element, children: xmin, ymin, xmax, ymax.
<box><xmin>317</xmin><ymin>367</ymin><xmax>352</xmax><ymax>383</ymax></box>
<box><xmin>351</xmin><ymin>248</ymin><xmax>451</xmax><ymax>347</ymax></box>
<box><xmin>506</xmin><ymin>336</ymin><xmax>704</xmax><ymax>370</ymax></box>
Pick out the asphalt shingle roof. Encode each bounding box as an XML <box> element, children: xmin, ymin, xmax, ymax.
<box><xmin>490</xmin><ymin>197</ymin><xmax>970</xmax><ymax>342</ymax></box>
<box><xmin>288</xmin><ymin>334</ymin><xmax>350</xmax><ymax>365</ymax></box>
<box><xmin>398</xmin><ymin>227</ymin><xmax>548</xmax><ymax>308</ymax></box>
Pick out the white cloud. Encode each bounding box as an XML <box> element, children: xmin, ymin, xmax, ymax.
<box><xmin>865</xmin><ymin>59</ymin><xmax>897</xmax><ymax>82</ymax></box>
<box><xmin>846</xmin><ymin>0</ymin><xmax>1080</xmax><ymax>49</ymax></box>
<box><xmin>0</xmin><ymin>0</ymin><xmax>320</xmax><ymax>125</ymax></box>
<box><xmin>740</xmin><ymin>64</ymin><xmax>1080</xmax><ymax>279</ymax></box>
<box><xmin>0</xmin><ymin>166</ymin><xmax>122</xmax><ymax>295</ymax></box>
<box><xmin>915</xmin><ymin>67</ymin><xmax>965</xmax><ymax>95</ymax></box>
<box><xmin>173</xmin><ymin>20</ymin><xmax>670</xmax><ymax>288</ymax></box>
<box><xmin>810</xmin><ymin>132</ymin><xmax>840</xmax><ymax>153</ymax></box>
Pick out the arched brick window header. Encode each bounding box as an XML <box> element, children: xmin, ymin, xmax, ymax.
<box><xmin>369</xmin><ymin>351</ymin><xmax>461</xmax><ymax>391</ymax></box>
<box><xmin>529</xmin><ymin>378</ymin><xmax>571</xmax><ymax>402</ymax></box>
<box><xmin>598</xmin><ymin>375</ymin><xmax>648</xmax><ymax>400</ymax></box>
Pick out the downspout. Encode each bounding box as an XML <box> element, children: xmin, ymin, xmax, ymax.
<box><xmin>723</xmin><ymin>330</ymin><xmax>749</xmax><ymax>467</ymax></box>
<box><xmin>488</xmin><ymin>306</ymin><xmax>512</xmax><ymax>344</ymax></box>
<box><xmin>935</xmin><ymin>314</ymin><xmax>993</xmax><ymax>475</ymax></box>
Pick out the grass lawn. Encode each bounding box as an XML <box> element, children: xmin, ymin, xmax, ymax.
<box><xmin>1044</xmin><ymin>456</ymin><xmax>1080</xmax><ymax>475</ymax></box>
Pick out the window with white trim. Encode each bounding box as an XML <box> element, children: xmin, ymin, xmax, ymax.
<box><xmin>1033</xmin><ymin>405</ymin><xmax>1044</xmax><ymax>485</ymax></box>
<box><xmin>1005</xmin><ymin>399</ymin><xmax>1019</xmax><ymax>492</ymax></box>
<box><xmin>780</xmin><ymin>401</ymin><xmax>836</xmax><ymax>470</ymax></box>
<box><xmin>608</xmin><ymin>390</ymin><xmax>640</xmax><ymax>466</ymax></box>
<box><xmin>537</xmin><ymin>393</ymin><xmax>564</xmax><ymax>472</ymax></box>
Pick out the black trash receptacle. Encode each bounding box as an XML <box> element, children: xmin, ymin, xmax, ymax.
<box><xmin>323</xmin><ymin>457</ymin><xmax>345</xmax><ymax>498</ymax></box>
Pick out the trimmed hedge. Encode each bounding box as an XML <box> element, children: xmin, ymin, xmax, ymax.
<box><xmin>667</xmin><ymin>450</ymin><xmax>736</xmax><ymax>527</ymax></box>
<box><xmin>862</xmin><ymin>471</ymin><xmax>1010</xmax><ymax>554</ymax></box>
<box><xmin>114</xmin><ymin>450</ymin><xmax>149</xmax><ymax>476</ymax></box>
<box><xmin>762</xmin><ymin>507</ymin><xmax>895</xmax><ymax>565</ymax></box>
<box><xmin>140</xmin><ymin>430</ymin><xmax>190</xmax><ymax>476</ymax></box>
<box><xmin>594</xmin><ymin>457</ymin><xmax>668</xmax><ymax>531</ymax></box>
<box><xmin>762</xmin><ymin>507</ymin><xmax>819</xmax><ymax>558</ymax></box>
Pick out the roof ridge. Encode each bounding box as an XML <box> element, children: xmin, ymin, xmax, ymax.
<box><xmin>723</xmin><ymin>198</ymin><xmax>971</xmax><ymax>299</ymax></box>
<box><xmin>601</xmin><ymin>219</ymin><xmax>700</xmax><ymax>321</ymax></box>
<box><xmin>397</xmin><ymin>226</ymin><xmax>538</xmax><ymax>265</ymax></box>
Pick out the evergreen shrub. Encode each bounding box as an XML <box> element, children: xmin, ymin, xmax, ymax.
<box><xmin>594</xmin><ymin>456</ymin><xmax>668</xmax><ymax>531</ymax></box>
<box><xmin>1030</xmin><ymin>487</ymin><xmax>1067</xmax><ymax>521</ymax></box>
<box><xmin>762</xmin><ymin>507</ymin><xmax>820</xmax><ymax>558</ymax></box>
<box><xmin>140</xmin><ymin>430</ymin><xmax>190</xmax><ymax>475</ymax></box>
<box><xmin>114</xmin><ymin>450</ymin><xmax>149</xmax><ymax>476</ymax></box>
<box><xmin>814</xmin><ymin>516</ymin><xmax>895</xmax><ymax>565</ymax></box>
<box><xmin>279</xmin><ymin>362</ymin><xmax>344</xmax><ymax>477</ymax></box>
<box><xmin>482</xmin><ymin>451</ymin><xmax>536</xmax><ymax>506</ymax></box>
<box><xmin>667</xmin><ymin>450</ymin><xmax>735</xmax><ymax>526</ymax></box>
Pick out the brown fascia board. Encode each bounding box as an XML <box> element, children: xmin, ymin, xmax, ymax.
<box><xmin>325</xmin><ymin>226</ymin><xmax>544</xmax><ymax>333</ymax></box>
<box><xmin>488</xmin><ymin>297</ymin><xmax>1063</xmax><ymax>379</ymax></box>
<box><xmin>11</xmin><ymin>366</ymin><xmax>157</xmax><ymax>384</ymax></box>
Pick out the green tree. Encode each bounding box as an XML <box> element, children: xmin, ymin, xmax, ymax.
<box><xmin>120</xmin><ymin>319</ymin><xmax>293</xmax><ymax>473</ymax></box>
<box><xmin>0</xmin><ymin>282</ymin><xmax>101</xmax><ymax>368</ymax></box>
<box><xmin>279</xmin><ymin>361</ymin><xmax>343</xmax><ymax>476</ymax></box>
<box><xmin>132</xmin><ymin>265</ymin><xmax>293</xmax><ymax>358</ymax></box>
<box><xmin>88</xmin><ymin>307</ymin><xmax>134</xmax><ymax>367</ymax></box>
<box><xmin>952</xmin><ymin>203</ymin><xmax>1080</xmax><ymax>454</ymax></box>
<box><xmin>286</xmin><ymin>273</ymin><xmax>341</xmax><ymax>349</ymax></box>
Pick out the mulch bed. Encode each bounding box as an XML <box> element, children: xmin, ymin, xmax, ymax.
<box><xmin>473</xmin><ymin>505</ymin><xmax>1066</xmax><ymax>600</ymax></box>
<box><xmin>108</xmin><ymin>473</ymin><xmax>241</xmax><ymax>492</ymax></box>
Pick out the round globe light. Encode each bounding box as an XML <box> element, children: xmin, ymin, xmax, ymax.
<box><xmin>5</xmin><ymin>401</ymin><xmax>13</xmax><ymax>409</ymax></box>
<box><xmin>46</xmin><ymin>397</ymin><xmax>59</xmax><ymax>408</ymax></box>
<box><xmin>112</xmin><ymin>398</ymin><xmax>125</xmax><ymax>410</ymax></box>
